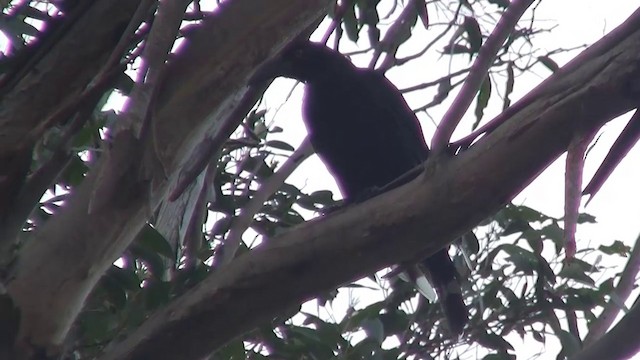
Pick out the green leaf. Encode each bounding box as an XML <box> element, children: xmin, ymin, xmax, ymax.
<box><xmin>532</xmin><ymin>330</ymin><xmax>545</xmax><ymax>343</ymax></box>
<box><xmin>462</xmin><ymin>230</ymin><xmax>480</xmax><ymax>254</ymax></box>
<box><xmin>301</xmin><ymin>313</ymin><xmax>345</xmax><ymax>347</ymax></box>
<box><xmin>99</xmin><ymin>271</ymin><xmax>129</xmax><ymax>309</ymax></box>
<box><xmin>558</xmin><ymin>262</ymin><xmax>595</xmax><ymax>286</ymax></box>
<box><xmin>351</xmin><ymin>338</ymin><xmax>383</xmax><ymax>359</ymax></box>
<box><xmin>379</xmin><ymin>310</ymin><xmax>410</xmax><ymax>336</ymax></box>
<box><xmin>541</xmin><ymin>222</ymin><xmax>565</xmax><ymax>254</ymax></box>
<box><xmin>265</xmin><ymin>140</ymin><xmax>295</xmax><ymax>151</ymax></box>
<box><xmin>538</xmin><ymin>56</ymin><xmax>559</xmax><ymax>72</ymax></box>
<box><xmin>80</xmin><ymin>310</ymin><xmax>118</xmax><ymax>342</ymax></box>
<box><xmin>60</xmin><ymin>155</ymin><xmax>89</xmax><ymax>187</ymax></box>
<box><xmin>240</xmin><ymin>154</ymin><xmax>274</xmax><ymax>178</ymax></box>
<box><xmin>464</xmin><ymin>16</ymin><xmax>483</xmax><ymax>53</ymax></box>
<box><xmin>577</xmin><ymin>212</ymin><xmax>597</xmax><ymax>224</ymax></box>
<box><xmin>136</xmin><ymin>224</ymin><xmax>174</xmax><ymax>258</ymax></box>
<box><xmin>599</xmin><ymin>277</ymin><xmax>614</xmax><ymax>293</ymax></box>
<box><xmin>341</xmin><ymin>301</ymin><xmax>385</xmax><ymax>330</ymax></box>
<box><xmin>113</xmin><ymin>72</ymin><xmax>135</xmax><ymax>95</ymax></box>
<box><xmin>343</xmin><ymin>4</ymin><xmax>360</xmax><ymax>41</ymax></box>
<box><xmin>1</xmin><ymin>15</ymin><xmax>40</xmax><ymax>38</ymax></box>
<box><xmin>473</xmin><ymin>75</ymin><xmax>492</xmax><ymax>129</ymax></box>
<box><xmin>503</xmin><ymin>61</ymin><xmax>514</xmax><ymax>110</ymax></box>
<box><xmin>106</xmin><ymin>265</ymin><xmax>141</xmax><ymax>291</ymax></box>
<box><xmin>477</xmin><ymin>332</ymin><xmax>514</xmax><ymax>352</ymax></box>
<box><xmin>144</xmin><ymin>280</ymin><xmax>171</xmax><ymax>310</ymax></box>
<box><xmin>482</xmin><ymin>353</ymin><xmax>515</xmax><ymax>360</ymax></box>
<box><xmin>599</xmin><ymin>240</ymin><xmax>631</xmax><ymax>256</ymax></box>
<box><xmin>557</xmin><ymin>330</ymin><xmax>581</xmax><ymax>357</ymax></box>
<box><xmin>129</xmin><ymin>244</ymin><xmax>168</xmax><ymax>279</ymax></box>
<box><xmin>214</xmin><ymin>340</ymin><xmax>246</xmax><ymax>360</ymax></box>
<box><xmin>442</xmin><ymin>43</ymin><xmax>472</xmax><ymax>55</ymax></box>
<box><xmin>565</xmin><ymin>288</ymin><xmax>604</xmax><ymax>309</ymax></box>
<box><xmin>501</xmin><ymin>244</ymin><xmax>538</xmax><ymax>274</ymax></box>
<box><xmin>362</xmin><ymin>318</ymin><xmax>385</xmax><ymax>344</ymax></box>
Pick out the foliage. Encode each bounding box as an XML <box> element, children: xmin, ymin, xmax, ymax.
<box><xmin>0</xmin><ymin>0</ymin><xmax>635</xmax><ymax>359</ymax></box>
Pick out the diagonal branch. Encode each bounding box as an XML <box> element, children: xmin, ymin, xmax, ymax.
<box><xmin>572</xmin><ymin>301</ymin><xmax>640</xmax><ymax>360</ymax></box>
<box><xmin>583</xmin><ymin>233</ymin><xmax>640</xmax><ymax>345</ymax></box>
<box><xmin>431</xmin><ymin>0</ymin><xmax>535</xmax><ymax>153</ymax></box>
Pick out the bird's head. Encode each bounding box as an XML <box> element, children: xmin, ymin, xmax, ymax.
<box><xmin>250</xmin><ymin>41</ymin><xmax>353</xmax><ymax>84</ymax></box>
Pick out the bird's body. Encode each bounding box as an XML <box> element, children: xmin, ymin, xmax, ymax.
<box><xmin>303</xmin><ymin>70</ymin><xmax>427</xmax><ymax>198</ymax></box>
<box><xmin>253</xmin><ymin>41</ymin><xmax>468</xmax><ymax>334</ymax></box>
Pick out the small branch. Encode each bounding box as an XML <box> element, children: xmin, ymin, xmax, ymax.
<box><xmin>583</xmin><ymin>233</ymin><xmax>640</xmax><ymax>345</ymax></box>
<box><xmin>583</xmin><ymin>109</ymin><xmax>640</xmax><ymax>203</ymax></box>
<box><xmin>101</xmin><ymin>0</ymin><xmax>156</xmax><ymax>74</ymax></box>
<box><xmin>219</xmin><ymin>138</ymin><xmax>314</xmax><ymax>266</ymax></box>
<box><xmin>431</xmin><ymin>0</ymin><xmax>535</xmax><ymax>154</ymax></box>
<box><xmin>320</xmin><ymin>1</ymin><xmax>347</xmax><ymax>45</ymax></box>
<box><xmin>372</xmin><ymin>0</ymin><xmax>419</xmax><ymax>70</ymax></box>
<box><xmin>394</xmin><ymin>3</ymin><xmax>462</xmax><ymax>68</ymax></box>
<box><xmin>120</xmin><ymin>0</ymin><xmax>190</xmax><ymax>135</ymax></box>
<box><xmin>564</xmin><ymin>130</ymin><xmax>596</xmax><ymax>259</ymax></box>
<box><xmin>566</xmin><ymin>309</ymin><xmax>582</xmax><ymax>347</ymax></box>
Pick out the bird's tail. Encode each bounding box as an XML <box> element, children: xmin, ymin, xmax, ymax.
<box><xmin>421</xmin><ymin>249</ymin><xmax>468</xmax><ymax>335</ymax></box>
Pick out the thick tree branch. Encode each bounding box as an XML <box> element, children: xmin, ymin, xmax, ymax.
<box><xmin>572</xmin><ymin>302</ymin><xmax>640</xmax><ymax>360</ymax></box>
<box><xmin>0</xmin><ymin>1</ymin><xmax>139</xmax><ymax>152</ymax></box>
<box><xmin>6</xmin><ymin>0</ymin><xmax>332</xmax><ymax>354</ymax></box>
<box><xmin>99</xmin><ymin>13</ymin><xmax>640</xmax><ymax>359</ymax></box>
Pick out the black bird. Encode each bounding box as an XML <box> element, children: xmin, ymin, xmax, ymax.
<box><xmin>252</xmin><ymin>41</ymin><xmax>468</xmax><ymax>334</ymax></box>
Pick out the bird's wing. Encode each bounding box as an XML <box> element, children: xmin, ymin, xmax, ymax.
<box><xmin>358</xmin><ymin>70</ymin><xmax>430</xmax><ymax>162</ymax></box>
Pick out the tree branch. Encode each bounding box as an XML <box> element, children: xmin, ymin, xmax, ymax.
<box><xmin>572</xmin><ymin>302</ymin><xmax>640</xmax><ymax>360</ymax></box>
<box><xmin>431</xmin><ymin>0</ymin><xmax>535</xmax><ymax>154</ymax></box>
<box><xmin>583</xmin><ymin>233</ymin><xmax>640</xmax><ymax>345</ymax></box>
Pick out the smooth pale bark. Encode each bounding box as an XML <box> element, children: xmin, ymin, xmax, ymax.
<box><xmin>7</xmin><ymin>0</ymin><xmax>331</xmax><ymax>355</ymax></box>
<box><xmin>0</xmin><ymin>0</ymin><xmax>142</xmax><ymax>263</ymax></box>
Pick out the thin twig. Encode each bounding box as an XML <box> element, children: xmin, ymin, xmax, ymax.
<box><xmin>431</xmin><ymin>0</ymin><xmax>535</xmax><ymax>154</ymax></box>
